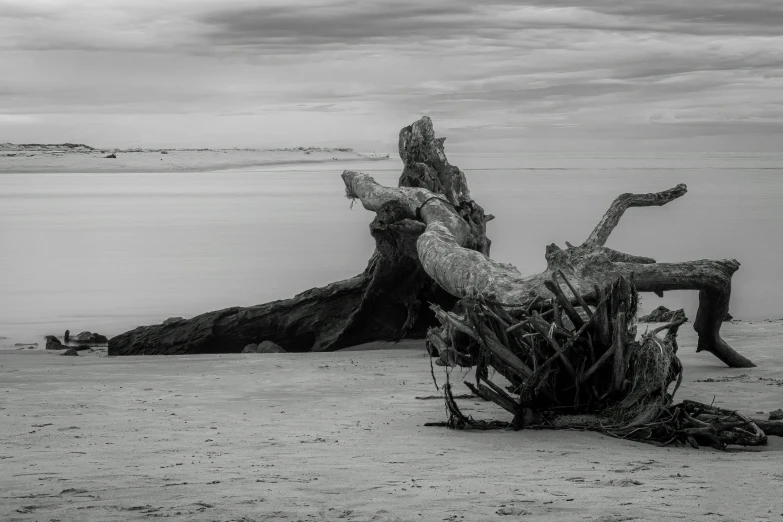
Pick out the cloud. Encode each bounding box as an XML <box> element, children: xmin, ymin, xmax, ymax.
<box><xmin>0</xmin><ymin>0</ymin><xmax>781</xmax><ymax>149</ymax></box>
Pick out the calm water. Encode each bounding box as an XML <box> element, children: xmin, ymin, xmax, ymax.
<box><xmin>1</xmin><ymin>153</ymin><xmax>782</xmax><ymax>346</ymax></box>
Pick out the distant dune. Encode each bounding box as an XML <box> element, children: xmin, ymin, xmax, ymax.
<box><xmin>0</xmin><ymin>143</ymin><xmax>96</xmax><ymax>152</ymax></box>
<box><xmin>0</xmin><ymin>144</ymin><xmax>390</xmax><ymax>173</ymax></box>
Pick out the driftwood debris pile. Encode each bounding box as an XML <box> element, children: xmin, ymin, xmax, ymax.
<box><xmin>426</xmin><ymin>276</ymin><xmax>767</xmax><ymax>448</ymax></box>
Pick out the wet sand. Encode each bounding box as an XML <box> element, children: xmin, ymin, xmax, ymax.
<box><xmin>1</xmin><ymin>322</ymin><xmax>781</xmax><ymax>521</ymax></box>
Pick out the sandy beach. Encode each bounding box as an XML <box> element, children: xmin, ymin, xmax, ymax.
<box><xmin>0</xmin><ymin>146</ymin><xmax>389</xmax><ymax>174</ymax></box>
<box><xmin>1</xmin><ymin>322</ymin><xmax>781</xmax><ymax>522</ymax></box>
<box><xmin>4</xmin><ymin>1</ymin><xmax>783</xmax><ymax>520</ymax></box>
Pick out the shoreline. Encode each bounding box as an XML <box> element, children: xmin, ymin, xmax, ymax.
<box><xmin>0</xmin><ymin>148</ymin><xmax>391</xmax><ymax>174</ymax></box>
<box><xmin>3</xmin><ymin>319</ymin><xmax>782</xmax><ymax>353</ymax></box>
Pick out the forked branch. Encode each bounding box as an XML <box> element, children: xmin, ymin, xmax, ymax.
<box><xmin>582</xmin><ymin>184</ymin><xmax>687</xmax><ymax>248</ymax></box>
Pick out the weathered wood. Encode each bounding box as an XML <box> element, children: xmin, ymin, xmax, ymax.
<box><xmin>342</xmin><ymin>165</ymin><xmax>751</xmax><ymax>367</ymax></box>
<box><xmin>506</xmin><ymin>319</ymin><xmax>530</xmax><ymax>334</ymax></box>
<box><xmin>593</xmin><ymin>285</ymin><xmax>612</xmax><ymax>348</ymax></box>
<box><xmin>428</xmin><ymin>330</ymin><xmax>473</xmax><ymax>367</ymax></box>
<box><xmin>529</xmin><ymin>312</ymin><xmax>576</xmax><ymax>377</ymax></box>
<box><xmin>528</xmin><ymin>313</ymin><xmax>595</xmax><ymax>386</ymax></box>
<box><xmin>431</xmin><ymin>306</ymin><xmax>480</xmax><ymax>341</ymax></box>
<box><xmin>753</xmin><ymin>420</ymin><xmax>783</xmax><ymax>437</ymax></box>
<box><xmin>612</xmin><ymin>305</ymin><xmax>627</xmax><ymax>390</ymax></box>
<box><xmin>552</xmin><ymin>299</ymin><xmax>564</xmax><ymax>330</ymax></box>
<box><xmin>109</xmin><ymin>116</ymin><xmax>481</xmax><ymax>355</ymax></box>
<box><xmin>652</xmin><ymin>313</ymin><xmax>689</xmax><ymax>335</ymax></box>
<box><xmin>582</xmin><ymin>184</ymin><xmax>687</xmax><ymax>248</ymax></box>
<box><xmin>557</xmin><ymin>270</ymin><xmax>593</xmax><ymax>319</ymax></box>
<box><xmin>464</xmin><ymin>381</ymin><xmax>518</xmax><ymax>414</ymax></box>
<box><xmin>617</xmin><ymin>259</ymin><xmax>753</xmax><ymax>367</ymax></box>
<box><xmin>482</xmin><ymin>377</ymin><xmax>517</xmax><ymax>405</ymax></box>
<box><xmin>476</xmin><ymin>322</ymin><xmax>533</xmax><ymax>378</ymax></box>
<box><xmin>480</xmin><ymin>304</ymin><xmax>513</xmax><ymax>348</ymax></box>
<box><xmin>111</xmin><ymin>115</ymin><xmax>753</xmax><ymax>369</ymax></box>
<box><xmin>544</xmin><ymin>279</ymin><xmax>584</xmax><ymax>329</ymax></box>
<box><xmin>594</xmin><ymin>247</ymin><xmax>656</xmax><ymax>265</ymax></box>
<box><xmin>580</xmin><ymin>340</ymin><xmax>616</xmax><ymax>384</ymax></box>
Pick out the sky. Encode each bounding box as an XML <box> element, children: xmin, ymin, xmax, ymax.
<box><xmin>1</xmin><ymin>0</ymin><xmax>782</xmax><ymax>151</ymax></box>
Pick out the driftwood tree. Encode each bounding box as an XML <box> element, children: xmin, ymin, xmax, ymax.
<box><xmin>109</xmin><ymin>116</ymin><xmax>750</xmax><ymax>370</ymax></box>
<box><xmin>337</xmin><ymin>118</ymin><xmax>765</xmax><ymax>447</ymax></box>
<box><xmin>340</xmin><ymin>120</ymin><xmax>752</xmax><ymax>370</ymax></box>
<box><xmin>109</xmin><ymin>116</ymin><xmax>769</xmax><ymax>447</ymax></box>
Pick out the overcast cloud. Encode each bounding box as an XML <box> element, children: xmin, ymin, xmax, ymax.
<box><xmin>1</xmin><ymin>0</ymin><xmax>781</xmax><ymax>150</ymax></box>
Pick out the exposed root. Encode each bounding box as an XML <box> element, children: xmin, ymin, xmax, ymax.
<box><xmin>427</xmin><ymin>273</ymin><xmax>768</xmax><ymax>448</ymax></box>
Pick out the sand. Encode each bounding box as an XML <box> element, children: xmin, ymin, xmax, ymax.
<box><xmin>1</xmin><ymin>322</ymin><xmax>782</xmax><ymax>521</ymax></box>
<box><xmin>0</xmin><ymin>147</ymin><xmax>389</xmax><ymax>174</ymax></box>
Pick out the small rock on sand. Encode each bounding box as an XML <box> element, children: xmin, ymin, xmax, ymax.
<box><xmin>242</xmin><ymin>341</ymin><xmax>286</xmax><ymax>354</ymax></box>
<box><xmin>72</xmin><ymin>331</ymin><xmax>108</xmax><ymax>345</ymax></box>
<box><xmin>638</xmin><ymin>306</ymin><xmax>687</xmax><ymax>323</ymax></box>
<box><xmin>770</xmin><ymin>409</ymin><xmax>783</xmax><ymax>421</ymax></box>
<box><xmin>45</xmin><ymin>336</ymin><xmax>66</xmax><ymax>350</ymax></box>
<box><xmin>61</xmin><ymin>348</ymin><xmax>79</xmax><ymax>356</ymax></box>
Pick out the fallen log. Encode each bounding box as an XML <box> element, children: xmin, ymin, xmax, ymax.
<box><xmin>109</xmin><ymin>117</ymin><xmax>486</xmax><ymax>355</ymax></box>
<box><xmin>108</xmin><ymin>256</ymin><xmax>454</xmax><ymax>355</ymax></box>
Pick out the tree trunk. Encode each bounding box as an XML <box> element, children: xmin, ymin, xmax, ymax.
<box><xmin>108</xmin><ymin>117</ymin><xmax>485</xmax><ymax>355</ymax></box>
